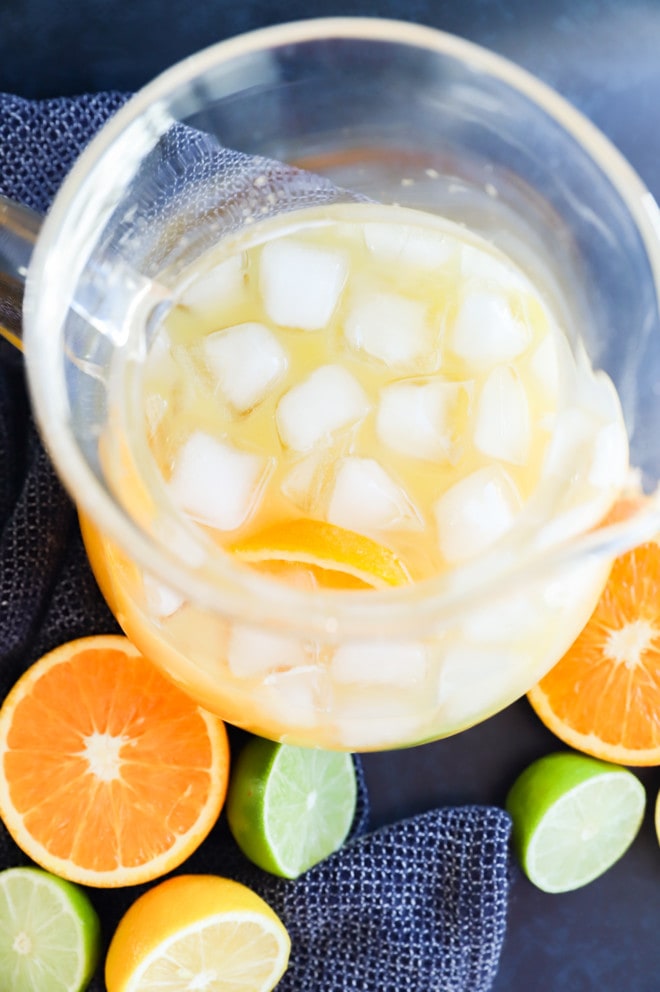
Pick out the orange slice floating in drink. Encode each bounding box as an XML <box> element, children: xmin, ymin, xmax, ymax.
<box><xmin>231</xmin><ymin>519</ymin><xmax>413</xmax><ymax>590</ymax></box>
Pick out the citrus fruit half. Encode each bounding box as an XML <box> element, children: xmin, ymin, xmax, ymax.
<box><xmin>231</xmin><ymin>518</ymin><xmax>412</xmax><ymax>589</ymax></box>
<box><xmin>0</xmin><ymin>635</ymin><xmax>229</xmax><ymax>887</ymax></box>
<box><xmin>528</xmin><ymin>541</ymin><xmax>660</xmax><ymax>765</ymax></box>
<box><xmin>226</xmin><ymin>737</ymin><xmax>357</xmax><ymax>878</ymax></box>
<box><xmin>505</xmin><ymin>751</ymin><xmax>646</xmax><ymax>893</ymax></box>
<box><xmin>0</xmin><ymin>866</ymin><xmax>101</xmax><ymax>992</ymax></box>
<box><xmin>105</xmin><ymin>874</ymin><xmax>290</xmax><ymax>992</ymax></box>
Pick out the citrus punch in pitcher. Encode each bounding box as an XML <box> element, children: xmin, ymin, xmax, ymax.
<box><xmin>83</xmin><ymin>203</ymin><xmax>629</xmax><ymax>750</ymax></box>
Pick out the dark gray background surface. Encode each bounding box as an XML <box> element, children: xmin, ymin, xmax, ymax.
<box><xmin>2</xmin><ymin>1</ymin><xmax>659</xmax><ymax>989</ymax></box>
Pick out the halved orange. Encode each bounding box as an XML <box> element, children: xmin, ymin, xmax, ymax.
<box><xmin>231</xmin><ymin>518</ymin><xmax>412</xmax><ymax>590</ymax></box>
<box><xmin>528</xmin><ymin>540</ymin><xmax>660</xmax><ymax>765</ymax></box>
<box><xmin>0</xmin><ymin>636</ymin><xmax>229</xmax><ymax>887</ymax></box>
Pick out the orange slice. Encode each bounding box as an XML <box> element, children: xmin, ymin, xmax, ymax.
<box><xmin>231</xmin><ymin>519</ymin><xmax>412</xmax><ymax>590</ymax></box>
<box><xmin>528</xmin><ymin>540</ymin><xmax>660</xmax><ymax>765</ymax></box>
<box><xmin>0</xmin><ymin>635</ymin><xmax>230</xmax><ymax>887</ymax></box>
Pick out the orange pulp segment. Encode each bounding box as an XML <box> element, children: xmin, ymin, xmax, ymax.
<box><xmin>230</xmin><ymin>518</ymin><xmax>413</xmax><ymax>590</ymax></box>
<box><xmin>0</xmin><ymin>635</ymin><xmax>229</xmax><ymax>886</ymax></box>
<box><xmin>528</xmin><ymin>540</ymin><xmax>660</xmax><ymax>765</ymax></box>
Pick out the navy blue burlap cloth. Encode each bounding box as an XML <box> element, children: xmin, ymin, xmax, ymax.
<box><xmin>0</xmin><ymin>92</ymin><xmax>513</xmax><ymax>992</ymax></box>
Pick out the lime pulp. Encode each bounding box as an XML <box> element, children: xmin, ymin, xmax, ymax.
<box><xmin>0</xmin><ymin>866</ymin><xmax>101</xmax><ymax>991</ymax></box>
<box><xmin>505</xmin><ymin>751</ymin><xmax>646</xmax><ymax>893</ymax></box>
<box><xmin>226</xmin><ymin>737</ymin><xmax>357</xmax><ymax>879</ymax></box>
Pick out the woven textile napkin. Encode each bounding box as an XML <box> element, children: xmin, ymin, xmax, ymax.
<box><xmin>0</xmin><ymin>92</ymin><xmax>513</xmax><ymax>992</ymax></box>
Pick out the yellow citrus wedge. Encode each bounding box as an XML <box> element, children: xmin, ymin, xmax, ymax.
<box><xmin>105</xmin><ymin>874</ymin><xmax>290</xmax><ymax>992</ymax></box>
<box><xmin>231</xmin><ymin>518</ymin><xmax>412</xmax><ymax>590</ymax></box>
<box><xmin>0</xmin><ymin>636</ymin><xmax>230</xmax><ymax>887</ymax></box>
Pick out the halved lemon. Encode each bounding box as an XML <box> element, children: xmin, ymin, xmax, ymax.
<box><xmin>105</xmin><ymin>874</ymin><xmax>290</xmax><ymax>992</ymax></box>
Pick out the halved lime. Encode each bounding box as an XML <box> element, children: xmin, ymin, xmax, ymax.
<box><xmin>505</xmin><ymin>752</ymin><xmax>646</xmax><ymax>893</ymax></box>
<box><xmin>0</xmin><ymin>866</ymin><xmax>101</xmax><ymax>991</ymax></box>
<box><xmin>226</xmin><ymin>738</ymin><xmax>357</xmax><ymax>879</ymax></box>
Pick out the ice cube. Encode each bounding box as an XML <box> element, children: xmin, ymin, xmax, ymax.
<box><xmin>227</xmin><ymin>624</ymin><xmax>307</xmax><ymax>679</ymax></box>
<box><xmin>376</xmin><ymin>379</ymin><xmax>472</xmax><ymax>462</ymax></box>
<box><xmin>589</xmin><ymin>420</ymin><xmax>629</xmax><ymax>489</ymax></box>
<box><xmin>276</xmin><ymin>364</ymin><xmax>370</xmax><ymax>451</ymax></box>
<box><xmin>280</xmin><ymin>441</ymin><xmax>348</xmax><ymax>515</ymax></box>
<box><xmin>144</xmin><ymin>393</ymin><xmax>169</xmax><ymax>435</ymax></box>
<box><xmin>450</xmin><ymin>291</ymin><xmax>530</xmax><ymax>369</ymax></box>
<box><xmin>164</xmin><ymin>609</ymin><xmax>231</xmax><ymax>672</ymax></box>
<box><xmin>541</xmin><ymin>407</ymin><xmax>598</xmax><ymax>479</ymax></box>
<box><xmin>145</xmin><ymin>325</ymin><xmax>173</xmax><ymax>369</ymax></box>
<box><xmin>327</xmin><ymin>456</ymin><xmax>422</xmax><ymax>532</ymax></box>
<box><xmin>543</xmin><ymin>557</ymin><xmax>609</xmax><ymax>612</ymax></box>
<box><xmin>581</xmin><ymin>364</ymin><xmax>627</xmax><ymax>423</ymax></box>
<box><xmin>333</xmin><ymin>692</ymin><xmax>426</xmax><ymax>749</ymax></box>
<box><xmin>168</xmin><ymin>431</ymin><xmax>270</xmax><ymax>530</ymax></box>
<box><xmin>364</xmin><ymin>222</ymin><xmax>456</xmax><ymax>269</ymax></box>
<box><xmin>533</xmin><ymin>408</ymin><xmax>623</xmax><ymax>548</ymax></box>
<box><xmin>331</xmin><ymin>640</ymin><xmax>427</xmax><ymax>686</ymax></box>
<box><xmin>542</xmin><ymin>372</ymin><xmax>628</xmax><ymax>493</ymax></box>
<box><xmin>150</xmin><ymin>514</ymin><xmax>208</xmax><ymax>569</ymax></box>
<box><xmin>143</xmin><ymin>574</ymin><xmax>184</xmax><ymax>618</ymax></box>
<box><xmin>460</xmin><ymin>244</ymin><xmax>531</xmax><ymax>292</ymax></box>
<box><xmin>180</xmin><ymin>253</ymin><xmax>245</xmax><ymax>313</ymax></box>
<box><xmin>434</xmin><ymin>465</ymin><xmax>522</xmax><ymax>563</ymax></box>
<box><xmin>259</xmin><ymin>237</ymin><xmax>348</xmax><ymax>330</ymax></box>
<box><xmin>281</xmin><ymin>450</ymin><xmax>326</xmax><ymax>513</ymax></box>
<box><xmin>461</xmin><ymin>593</ymin><xmax>539</xmax><ymax>644</ymax></box>
<box><xmin>529</xmin><ymin>330</ymin><xmax>571</xmax><ymax>400</ymax></box>
<box><xmin>473</xmin><ymin>365</ymin><xmax>531</xmax><ymax>465</ymax></box>
<box><xmin>344</xmin><ymin>290</ymin><xmax>434</xmax><ymax>368</ymax></box>
<box><xmin>144</xmin><ymin>332</ymin><xmax>177</xmax><ymax>432</ymax></box>
<box><xmin>203</xmin><ymin>322</ymin><xmax>288</xmax><ymax>413</ymax></box>
<box><xmin>261</xmin><ymin>666</ymin><xmax>324</xmax><ymax>729</ymax></box>
<box><xmin>437</xmin><ymin>642</ymin><xmax>529</xmax><ymax>720</ymax></box>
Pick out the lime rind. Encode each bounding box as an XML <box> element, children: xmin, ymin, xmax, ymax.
<box><xmin>525</xmin><ymin>772</ymin><xmax>645</xmax><ymax>892</ymax></box>
<box><xmin>506</xmin><ymin>752</ymin><xmax>646</xmax><ymax>894</ymax></box>
<box><xmin>0</xmin><ymin>866</ymin><xmax>101</xmax><ymax>992</ymax></box>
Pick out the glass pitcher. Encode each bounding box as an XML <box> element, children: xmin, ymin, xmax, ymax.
<box><xmin>1</xmin><ymin>18</ymin><xmax>659</xmax><ymax>750</ymax></box>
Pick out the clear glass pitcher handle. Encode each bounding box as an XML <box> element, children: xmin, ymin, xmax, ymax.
<box><xmin>0</xmin><ymin>194</ymin><xmax>42</xmax><ymax>360</ymax></box>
